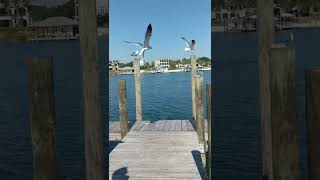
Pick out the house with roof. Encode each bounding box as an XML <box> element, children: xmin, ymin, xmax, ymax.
<box><xmin>29</xmin><ymin>16</ymin><xmax>79</xmax><ymax>40</ymax></box>
<box><xmin>0</xmin><ymin>2</ymin><xmax>30</xmax><ymax>28</ymax></box>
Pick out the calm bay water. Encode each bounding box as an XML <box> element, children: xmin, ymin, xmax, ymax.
<box><xmin>0</xmin><ymin>38</ymin><xmax>108</xmax><ymax>180</ymax></box>
<box><xmin>0</xmin><ymin>28</ymin><xmax>319</xmax><ymax>180</ymax></box>
<box><xmin>108</xmin><ymin>71</ymin><xmax>211</xmax><ymax>121</ymax></box>
<box><xmin>212</xmin><ymin>28</ymin><xmax>320</xmax><ymax>180</ymax></box>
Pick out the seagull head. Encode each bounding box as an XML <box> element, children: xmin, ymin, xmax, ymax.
<box><xmin>148</xmin><ymin>46</ymin><xmax>152</xmax><ymax>49</ymax></box>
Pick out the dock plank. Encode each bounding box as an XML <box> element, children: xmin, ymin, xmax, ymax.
<box><xmin>109</xmin><ymin>129</ymin><xmax>204</xmax><ymax>180</ymax></box>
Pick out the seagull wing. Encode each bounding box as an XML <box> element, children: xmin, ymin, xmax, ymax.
<box><xmin>123</xmin><ymin>41</ymin><xmax>143</xmax><ymax>48</ymax></box>
<box><xmin>181</xmin><ymin>37</ymin><xmax>191</xmax><ymax>47</ymax></box>
<box><xmin>143</xmin><ymin>23</ymin><xmax>152</xmax><ymax>47</ymax></box>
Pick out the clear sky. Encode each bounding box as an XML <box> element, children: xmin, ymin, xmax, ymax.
<box><xmin>109</xmin><ymin>0</ymin><xmax>211</xmax><ymax>62</ymax></box>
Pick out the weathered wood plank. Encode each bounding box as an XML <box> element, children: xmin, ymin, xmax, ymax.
<box><xmin>28</xmin><ymin>58</ymin><xmax>59</xmax><ymax>180</ymax></box>
<box><xmin>305</xmin><ymin>68</ymin><xmax>320</xmax><ymax>180</ymax></box>
<box><xmin>270</xmin><ymin>47</ymin><xmax>299</xmax><ymax>180</ymax></box>
<box><xmin>78</xmin><ymin>0</ymin><xmax>104</xmax><ymax>178</ymax></box>
<box><xmin>257</xmin><ymin>0</ymin><xmax>274</xmax><ymax>179</ymax></box>
<box><xmin>169</xmin><ymin>120</ymin><xmax>176</xmax><ymax>131</ymax></box>
<box><xmin>134</xmin><ymin>59</ymin><xmax>142</xmax><ymax>121</ymax></box>
<box><xmin>118</xmin><ymin>80</ymin><xmax>128</xmax><ymax>139</ymax></box>
<box><xmin>164</xmin><ymin>120</ymin><xmax>171</xmax><ymax>131</ymax></box>
<box><xmin>109</xmin><ymin>130</ymin><xmax>204</xmax><ymax>179</ymax></box>
<box><xmin>176</xmin><ymin>120</ymin><xmax>182</xmax><ymax>131</ymax></box>
<box><xmin>182</xmin><ymin>120</ymin><xmax>188</xmax><ymax>131</ymax></box>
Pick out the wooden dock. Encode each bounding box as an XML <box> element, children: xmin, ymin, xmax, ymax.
<box><xmin>109</xmin><ymin>120</ymin><xmax>206</xmax><ymax>180</ymax></box>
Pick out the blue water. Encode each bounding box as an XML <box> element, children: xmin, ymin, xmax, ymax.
<box><xmin>212</xmin><ymin>28</ymin><xmax>320</xmax><ymax>180</ymax></box>
<box><xmin>108</xmin><ymin>71</ymin><xmax>211</xmax><ymax>121</ymax></box>
<box><xmin>0</xmin><ymin>28</ymin><xmax>320</xmax><ymax>180</ymax></box>
<box><xmin>0</xmin><ymin>38</ymin><xmax>108</xmax><ymax>180</ymax></box>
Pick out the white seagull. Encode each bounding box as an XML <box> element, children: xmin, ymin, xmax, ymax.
<box><xmin>181</xmin><ymin>37</ymin><xmax>196</xmax><ymax>52</ymax></box>
<box><xmin>124</xmin><ymin>23</ymin><xmax>152</xmax><ymax>58</ymax></box>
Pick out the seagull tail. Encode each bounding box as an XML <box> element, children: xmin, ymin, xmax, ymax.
<box><xmin>185</xmin><ymin>47</ymin><xmax>190</xmax><ymax>52</ymax></box>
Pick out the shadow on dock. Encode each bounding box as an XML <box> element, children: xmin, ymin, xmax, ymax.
<box><xmin>112</xmin><ymin>167</ymin><xmax>129</xmax><ymax>180</ymax></box>
<box><xmin>109</xmin><ymin>140</ymin><xmax>123</xmax><ymax>153</ymax></box>
<box><xmin>191</xmin><ymin>150</ymin><xmax>205</xmax><ymax>180</ymax></box>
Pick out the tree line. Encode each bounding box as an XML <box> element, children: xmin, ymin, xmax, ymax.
<box><xmin>213</xmin><ymin>0</ymin><xmax>320</xmax><ymax>14</ymax></box>
<box><xmin>114</xmin><ymin>57</ymin><xmax>211</xmax><ymax>69</ymax></box>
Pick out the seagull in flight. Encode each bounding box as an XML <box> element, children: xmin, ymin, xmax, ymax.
<box><xmin>181</xmin><ymin>37</ymin><xmax>196</xmax><ymax>52</ymax></box>
<box><xmin>124</xmin><ymin>23</ymin><xmax>152</xmax><ymax>58</ymax></box>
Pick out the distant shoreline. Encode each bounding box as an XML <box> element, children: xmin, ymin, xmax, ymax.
<box><xmin>212</xmin><ymin>17</ymin><xmax>320</xmax><ymax>32</ymax></box>
<box><xmin>109</xmin><ymin>68</ymin><xmax>211</xmax><ymax>76</ymax></box>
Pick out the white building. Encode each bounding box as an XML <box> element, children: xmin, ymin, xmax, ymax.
<box><xmin>140</xmin><ymin>59</ymin><xmax>145</xmax><ymax>66</ymax></box>
<box><xmin>154</xmin><ymin>59</ymin><xmax>170</xmax><ymax>69</ymax></box>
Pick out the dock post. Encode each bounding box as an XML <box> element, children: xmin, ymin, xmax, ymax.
<box><xmin>206</xmin><ymin>83</ymin><xmax>212</xmax><ymax>180</ymax></box>
<box><xmin>28</xmin><ymin>57</ymin><xmax>59</xmax><ymax>180</ymax></box>
<box><xmin>270</xmin><ymin>47</ymin><xmax>299</xmax><ymax>180</ymax></box>
<box><xmin>195</xmin><ymin>75</ymin><xmax>205</xmax><ymax>164</ymax></box>
<box><xmin>257</xmin><ymin>0</ymin><xmax>274</xmax><ymax>179</ymax></box>
<box><xmin>305</xmin><ymin>68</ymin><xmax>320</xmax><ymax>180</ymax></box>
<box><xmin>78</xmin><ymin>0</ymin><xmax>104</xmax><ymax>178</ymax></box>
<box><xmin>134</xmin><ymin>59</ymin><xmax>142</xmax><ymax>121</ymax></box>
<box><xmin>191</xmin><ymin>55</ymin><xmax>197</xmax><ymax>121</ymax></box>
<box><xmin>118</xmin><ymin>80</ymin><xmax>128</xmax><ymax>139</ymax></box>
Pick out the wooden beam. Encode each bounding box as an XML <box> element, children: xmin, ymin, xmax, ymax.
<box><xmin>270</xmin><ymin>47</ymin><xmax>299</xmax><ymax>180</ymax></box>
<box><xmin>206</xmin><ymin>83</ymin><xmax>212</xmax><ymax>180</ymax></box>
<box><xmin>191</xmin><ymin>55</ymin><xmax>197</xmax><ymax>121</ymax></box>
<box><xmin>28</xmin><ymin>57</ymin><xmax>59</xmax><ymax>180</ymax></box>
<box><xmin>134</xmin><ymin>59</ymin><xmax>142</xmax><ymax>121</ymax></box>
<box><xmin>305</xmin><ymin>68</ymin><xmax>320</xmax><ymax>180</ymax></box>
<box><xmin>78</xmin><ymin>0</ymin><xmax>104</xmax><ymax>178</ymax></box>
<box><xmin>119</xmin><ymin>80</ymin><xmax>128</xmax><ymax>139</ymax></box>
<box><xmin>257</xmin><ymin>0</ymin><xmax>274</xmax><ymax>179</ymax></box>
<box><xmin>195</xmin><ymin>75</ymin><xmax>205</xmax><ymax>145</ymax></box>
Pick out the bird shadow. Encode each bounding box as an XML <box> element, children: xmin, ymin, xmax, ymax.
<box><xmin>112</xmin><ymin>167</ymin><xmax>129</xmax><ymax>180</ymax></box>
<box><xmin>128</xmin><ymin>121</ymin><xmax>135</xmax><ymax>130</ymax></box>
<box><xmin>191</xmin><ymin>150</ymin><xmax>206</xmax><ymax>180</ymax></box>
<box><xmin>189</xmin><ymin>119</ymin><xmax>197</xmax><ymax>131</ymax></box>
<box><xmin>108</xmin><ymin>140</ymin><xmax>123</xmax><ymax>153</ymax></box>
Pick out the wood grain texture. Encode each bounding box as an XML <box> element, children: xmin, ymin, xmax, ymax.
<box><xmin>305</xmin><ymin>68</ymin><xmax>320</xmax><ymax>180</ymax></box>
<box><xmin>109</xmin><ymin>130</ymin><xmax>204</xmax><ymax>179</ymax></box>
<box><xmin>195</xmin><ymin>75</ymin><xmax>205</xmax><ymax>145</ymax></box>
<box><xmin>78</xmin><ymin>0</ymin><xmax>104</xmax><ymax>178</ymax></box>
<box><xmin>28</xmin><ymin>58</ymin><xmax>59</xmax><ymax>180</ymax></box>
<box><xmin>119</xmin><ymin>80</ymin><xmax>128</xmax><ymax>139</ymax></box>
<box><xmin>206</xmin><ymin>83</ymin><xmax>212</xmax><ymax>180</ymax></box>
<box><xmin>257</xmin><ymin>0</ymin><xmax>274</xmax><ymax>179</ymax></box>
<box><xmin>270</xmin><ymin>47</ymin><xmax>299</xmax><ymax>180</ymax></box>
<box><xmin>134</xmin><ymin>59</ymin><xmax>142</xmax><ymax>121</ymax></box>
<box><xmin>191</xmin><ymin>55</ymin><xmax>197</xmax><ymax>121</ymax></box>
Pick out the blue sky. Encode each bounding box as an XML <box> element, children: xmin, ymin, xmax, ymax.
<box><xmin>110</xmin><ymin>0</ymin><xmax>211</xmax><ymax>62</ymax></box>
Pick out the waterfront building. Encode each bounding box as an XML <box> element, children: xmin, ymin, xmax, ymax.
<box><xmin>154</xmin><ymin>59</ymin><xmax>170</xmax><ymax>69</ymax></box>
<box><xmin>118</xmin><ymin>67</ymin><xmax>134</xmax><ymax>74</ymax></box>
<box><xmin>29</xmin><ymin>16</ymin><xmax>79</xmax><ymax>41</ymax></box>
<box><xmin>140</xmin><ymin>59</ymin><xmax>145</xmax><ymax>66</ymax></box>
<box><xmin>0</xmin><ymin>2</ymin><xmax>30</xmax><ymax>28</ymax></box>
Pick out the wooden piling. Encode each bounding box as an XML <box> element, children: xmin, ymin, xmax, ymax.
<box><xmin>270</xmin><ymin>47</ymin><xmax>299</xmax><ymax>180</ymax></box>
<box><xmin>28</xmin><ymin>57</ymin><xmax>59</xmax><ymax>180</ymax></box>
<box><xmin>191</xmin><ymin>55</ymin><xmax>197</xmax><ymax>121</ymax></box>
<box><xmin>78</xmin><ymin>0</ymin><xmax>104</xmax><ymax>178</ymax></box>
<box><xmin>134</xmin><ymin>59</ymin><xmax>142</xmax><ymax>121</ymax></box>
<box><xmin>305</xmin><ymin>68</ymin><xmax>320</xmax><ymax>180</ymax></box>
<box><xmin>206</xmin><ymin>83</ymin><xmax>212</xmax><ymax>180</ymax></box>
<box><xmin>118</xmin><ymin>80</ymin><xmax>128</xmax><ymax>139</ymax></box>
<box><xmin>195</xmin><ymin>75</ymin><xmax>205</xmax><ymax>145</ymax></box>
<box><xmin>257</xmin><ymin>0</ymin><xmax>274</xmax><ymax>179</ymax></box>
